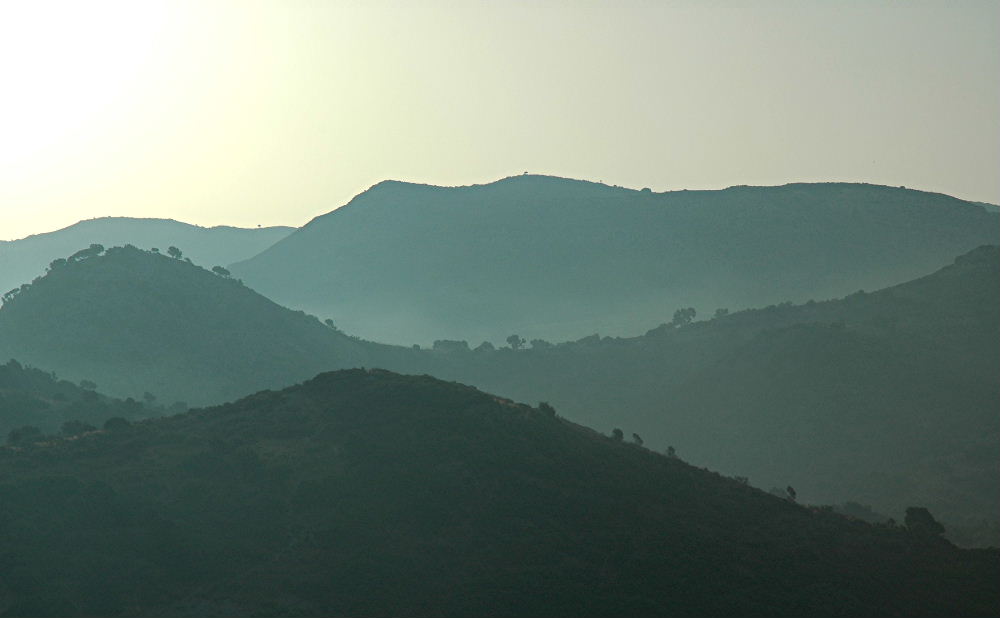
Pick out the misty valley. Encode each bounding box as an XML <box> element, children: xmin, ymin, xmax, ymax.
<box><xmin>0</xmin><ymin>177</ymin><xmax>997</xmax><ymax>616</ymax></box>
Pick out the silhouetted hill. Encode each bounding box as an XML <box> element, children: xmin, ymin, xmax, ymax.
<box><xmin>418</xmin><ymin>246</ymin><xmax>1000</xmax><ymax>545</ymax></box>
<box><xmin>2</xmin><ymin>242</ymin><xmax>995</xmax><ymax>545</ymax></box>
<box><xmin>0</xmin><ymin>245</ymin><xmax>413</xmax><ymax>406</ymax></box>
<box><xmin>0</xmin><ymin>217</ymin><xmax>292</xmax><ymax>294</ymax></box>
<box><xmin>0</xmin><ymin>359</ymin><xmax>155</xmax><ymax>441</ymax></box>
<box><xmin>231</xmin><ymin>176</ymin><xmax>998</xmax><ymax>344</ymax></box>
<box><xmin>0</xmin><ymin>369</ymin><xmax>995</xmax><ymax>616</ymax></box>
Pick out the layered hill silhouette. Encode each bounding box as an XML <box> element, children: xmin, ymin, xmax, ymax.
<box><xmin>0</xmin><ymin>245</ymin><xmax>417</xmax><ymax>406</ymax></box>
<box><xmin>0</xmin><ymin>359</ymin><xmax>154</xmax><ymax>441</ymax></box>
<box><xmin>422</xmin><ymin>246</ymin><xmax>1000</xmax><ymax>545</ymax></box>
<box><xmin>1</xmin><ymin>243</ymin><xmax>995</xmax><ymax>545</ymax></box>
<box><xmin>0</xmin><ymin>217</ymin><xmax>292</xmax><ymax>295</ymax></box>
<box><xmin>230</xmin><ymin>176</ymin><xmax>998</xmax><ymax>344</ymax></box>
<box><xmin>0</xmin><ymin>369</ymin><xmax>996</xmax><ymax>616</ymax></box>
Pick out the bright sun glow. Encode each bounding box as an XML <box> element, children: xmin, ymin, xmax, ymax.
<box><xmin>1</xmin><ymin>1</ymin><xmax>998</xmax><ymax>241</ymax></box>
<box><xmin>0</xmin><ymin>2</ymin><xmax>173</xmax><ymax>169</ymax></box>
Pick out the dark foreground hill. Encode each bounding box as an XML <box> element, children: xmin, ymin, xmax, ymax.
<box><xmin>419</xmin><ymin>246</ymin><xmax>1000</xmax><ymax>545</ymax></box>
<box><xmin>0</xmin><ymin>369</ymin><xmax>996</xmax><ymax>617</ymax></box>
<box><xmin>231</xmin><ymin>176</ymin><xmax>998</xmax><ymax>344</ymax></box>
<box><xmin>0</xmin><ymin>245</ymin><xmax>416</xmax><ymax>405</ymax></box>
<box><xmin>0</xmin><ymin>217</ymin><xmax>292</xmax><ymax>295</ymax></box>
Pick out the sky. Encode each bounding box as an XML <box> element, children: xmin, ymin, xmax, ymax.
<box><xmin>1</xmin><ymin>0</ymin><xmax>998</xmax><ymax>241</ymax></box>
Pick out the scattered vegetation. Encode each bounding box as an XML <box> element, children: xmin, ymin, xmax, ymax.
<box><xmin>0</xmin><ymin>369</ymin><xmax>995</xmax><ymax>616</ymax></box>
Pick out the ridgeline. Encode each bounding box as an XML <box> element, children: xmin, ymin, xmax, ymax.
<box><xmin>0</xmin><ymin>369</ymin><xmax>996</xmax><ymax>616</ymax></box>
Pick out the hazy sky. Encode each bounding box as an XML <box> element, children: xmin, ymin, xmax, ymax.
<box><xmin>1</xmin><ymin>0</ymin><xmax>998</xmax><ymax>240</ymax></box>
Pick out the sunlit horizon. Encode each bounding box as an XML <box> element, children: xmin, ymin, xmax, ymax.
<box><xmin>3</xmin><ymin>0</ymin><xmax>998</xmax><ymax>241</ymax></box>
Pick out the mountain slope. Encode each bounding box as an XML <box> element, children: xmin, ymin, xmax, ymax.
<box><xmin>231</xmin><ymin>176</ymin><xmax>998</xmax><ymax>344</ymax></box>
<box><xmin>2</xmin><ymin>242</ymin><xmax>994</xmax><ymax>544</ymax></box>
<box><xmin>0</xmin><ymin>217</ymin><xmax>292</xmax><ymax>294</ymax></box>
<box><xmin>0</xmin><ymin>359</ymin><xmax>155</xmax><ymax>440</ymax></box>
<box><xmin>417</xmin><ymin>246</ymin><xmax>1000</xmax><ymax>543</ymax></box>
<box><xmin>0</xmin><ymin>369</ymin><xmax>995</xmax><ymax>616</ymax></box>
<box><xmin>0</xmin><ymin>245</ymin><xmax>415</xmax><ymax>406</ymax></box>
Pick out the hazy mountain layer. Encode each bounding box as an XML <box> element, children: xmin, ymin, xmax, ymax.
<box><xmin>231</xmin><ymin>175</ymin><xmax>998</xmax><ymax>344</ymax></box>
<box><xmin>0</xmin><ymin>217</ymin><xmax>292</xmax><ymax>294</ymax></box>
<box><xmin>0</xmin><ymin>359</ymin><xmax>155</xmax><ymax>441</ymax></box>
<box><xmin>0</xmin><ymin>369</ymin><xmax>995</xmax><ymax>616</ymax></box>
<box><xmin>1</xmin><ymin>243</ymin><xmax>995</xmax><ymax>545</ymax></box>
<box><xmin>418</xmin><ymin>246</ymin><xmax>1000</xmax><ymax>544</ymax></box>
<box><xmin>0</xmin><ymin>245</ymin><xmax>415</xmax><ymax>406</ymax></box>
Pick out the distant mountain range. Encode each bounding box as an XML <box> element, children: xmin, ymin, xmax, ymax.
<box><xmin>0</xmin><ymin>217</ymin><xmax>292</xmax><ymax>294</ymax></box>
<box><xmin>0</xmin><ymin>243</ymin><xmax>995</xmax><ymax>545</ymax></box>
<box><xmin>230</xmin><ymin>176</ymin><xmax>998</xmax><ymax>344</ymax></box>
<box><xmin>2</xmin><ymin>180</ymin><xmax>996</xmax><ymax>615</ymax></box>
<box><xmin>1</xmin><ymin>369</ymin><xmax>995</xmax><ymax>616</ymax></box>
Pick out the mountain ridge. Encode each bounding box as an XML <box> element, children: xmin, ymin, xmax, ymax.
<box><xmin>411</xmin><ymin>245</ymin><xmax>999</xmax><ymax>543</ymax></box>
<box><xmin>0</xmin><ymin>217</ymin><xmax>293</xmax><ymax>296</ymax></box>
<box><xmin>3</xmin><ymin>216</ymin><xmax>294</xmax><ymax>244</ymax></box>
<box><xmin>1</xmin><ymin>241</ymin><xmax>994</xmax><ymax>544</ymax></box>
<box><xmin>231</xmin><ymin>176</ymin><xmax>998</xmax><ymax>344</ymax></box>
<box><xmin>0</xmin><ymin>245</ymin><xmax>414</xmax><ymax>405</ymax></box>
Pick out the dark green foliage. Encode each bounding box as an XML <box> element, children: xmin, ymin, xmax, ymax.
<box><xmin>7</xmin><ymin>424</ymin><xmax>42</xmax><ymax>445</ymax></box>
<box><xmin>103</xmin><ymin>417</ymin><xmax>132</xmax><ymax>431</ymax></box>
<box><xmin>506</xmin><ymin>334</ymin><xmax>526</xmax><ymax>350</ymax></box>
<box><xmin>0</xmin><ymin>369</ymin><xmax>995</xmax><ymax>616</ymax></box>
<box><xmin>672</xmin><ymin>307</ymin><xmax>696</xmax><ymax>326</ymax></box>
<box><xmin>0</xmin><ymin>359</ymin><xmax>148</xmax><ymax>439</ymax></box>
<box><xmin>906</xmin><ymin>507</ymin><xmax>946</xmax><ymax>536</ymax></box>
<box><xmin>68</xmin><ymin>244</ymin><xmax>104</xmax><ymax>263</ymax></box>
<box><xmin>611</xmin><ymin>427</ymin><xmax>624</xmax><ymax>441</ymax></box>
<box><xmin>835</xmin><ymin>501</ymin><xmax>890</xmax><ymax>524</ymax></box>
<box><xmin>60</xmin><ymin>420</ymin><xmax>96</xmax><ymax>436</ymax></box>
<box><xmin>432</xmin><ymin>339</ymin><xmax>470</xmax><ymax>353</ymax></box>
